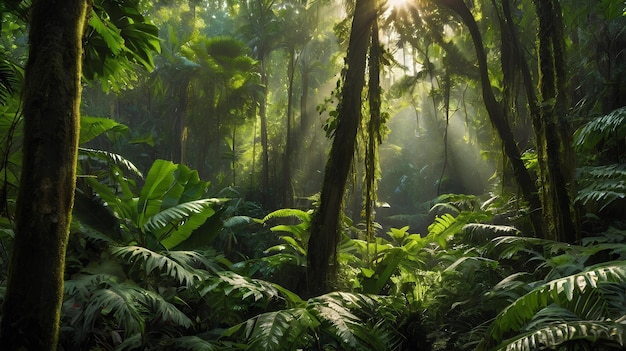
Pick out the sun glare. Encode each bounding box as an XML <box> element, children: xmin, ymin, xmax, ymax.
<box><xmin>386</xmin><ymin>0</ymin><xmax>410</xmax><ymax>10</ymax></box>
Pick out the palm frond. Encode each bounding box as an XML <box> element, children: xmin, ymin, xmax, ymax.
<box><xmin>0</xmin><ymin>58</ymin><xmax>21</xmax><ymax>105</ymax></box>
<box><xmin>78</xmin><ymin>147</ymin><xmax>143</xmax><ymax>178</ymax></box>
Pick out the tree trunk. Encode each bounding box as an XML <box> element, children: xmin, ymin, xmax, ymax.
<box><xmin>307</xmin><ymin>0</ymin><xmax>376</xmax><ymax>295</ymax></box>
<box><xmin>282</xmin><ymin>47</ymin><xmax>296</xmax><ymax>207</ymax></box>
<box><xmin>435</xmin><ymin>0</ymin><xmax>544</xmax><ymax>237</ymax></box>
<box><xmin>0</xmin><ymin>0</ymin><xmax>87</xmax><ymax>349</ymax></box>
<box><xmin>365</xmin><ymin>19</ymin><xmax>382</xmax><ymax>242</ymax></box>
<box><xmin>259</xmin><ymin>58</ymin><xmax>270</xmax><ymax>199</ymax></box>
<box><xmin>533</xmin><ymin>0</ymin><xmax>578</xmax><ymax>243</ymax></box>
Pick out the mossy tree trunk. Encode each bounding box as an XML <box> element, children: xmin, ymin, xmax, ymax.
<box><xmin>307</xmin><ymin>0</ymin><xmax>376</xmax><ymax>295</ymax></box>
<box><xmin>533</xmin><ymin>0</ymin><xmax>578</xmax><ymax>243</ymax></box>
<box><xmin>0</xmin><ymin>0</ymin><xmax>87</xmax><ymax>349</ymax></box>
<box><xmin>435</xmin><ymin>0</ymin><xmax>544</xmax><ymax>237</ymax></box>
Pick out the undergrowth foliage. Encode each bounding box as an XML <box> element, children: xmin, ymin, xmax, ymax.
<box><xmin>2</xmin><ymin>107</ymin><xmax>626</xmax><ymax>350</ymax></box>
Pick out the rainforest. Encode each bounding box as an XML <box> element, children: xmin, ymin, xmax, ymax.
<box><xmin>0</xmin><ymin>0</ymin><xmax>625</xmax><ymax>350</ymax></box>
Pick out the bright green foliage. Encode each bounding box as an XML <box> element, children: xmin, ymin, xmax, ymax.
<box><xmin>478</xmin><ymin>261</ymin><xmax>626</xmax><ymax>351</ymax></box>
<box><xmin>225</xmin><ymin>292</ymin><xmax>405</xmax><ymax>350</ymax></box>
<box><xmin>261</xmin><ymin>208</ymin><xmax>312</xmax><ymax>269</ymax></box>
<box><xmin>575</xmin><ymin>107</ymin><xmax>626</xmax><ymax>156</ymax></box>
<box><xmin>83</xmin><ymin>0</ymin><xmax>161</xmax><ymax>90</ymax></box>
<box><xmin>573</xmin><ymin>107</ymin><xmax>626</xmax><ymax>214</ymax></box>
<box><xmin>576</xmin><ymin>164</ymin><xmax>626</xmax><ymax>212</ymax></box>
<box><xmin>85</xmin><ymin>159</ymin><xmax>222</xmax><ymax>249</ymax></box>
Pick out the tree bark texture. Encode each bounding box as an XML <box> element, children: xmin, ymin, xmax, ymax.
<box><xmin>435</xmin><ymin>0</ymin><xmax>544</xmax><ymax>237</ymax></box>
<box><xmin>307</xmin><ymin>0</ymin><xmax>376</xmax><ymax>295</ymax></box>
<box><xmin>0</xmin><ymin>0</ymin><xmax>87</xmax><ymax>349</ymax></box>
<box><xmin>533</xmin><ymin>0</ymin><xmax>578</xmax><ymax>243</ymax></box>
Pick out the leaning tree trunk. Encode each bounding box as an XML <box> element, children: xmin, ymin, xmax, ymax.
<box><xmin>435</xmin><ymin>0</ymin><xmax>544</xmax><ymax>238</ymax></box>
<box><xmin>0</xmin><ymin>0</ymin><xmax>87</xmax><ymax>349</ymax></box>
<box><xmin>307</xmin><ymin>0</ymin><xmax>376</xmax><ymax>295</ymax></box>
<box><xmin>533</xmin><ymin>0</ymin><xmax>578</xmax><ymax>243</ymax></box>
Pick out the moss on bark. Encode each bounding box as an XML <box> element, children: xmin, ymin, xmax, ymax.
<box><xmin>0</xmin><ymin>1</ymin><xmax>87</xmax><ymax>349</ymax></box>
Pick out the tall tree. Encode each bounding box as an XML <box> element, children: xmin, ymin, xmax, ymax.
<box><xmin>0</xmin><ymin>0</ymin><xmax>88</xmax><ymax>349</ymax></box>
<box><xmin>533</xmin><ymin>0</ymin><xmax>578</xmax><ymax>242</ymax></box>
<box><xmin>239</xmin><ymin>0</ymin><xmax>280</xmax><ymax>198</ymax></box>
<box><xmin>307</xmin><ymin>0</ymin><xmax>376</xmax><ymax>294</ymax></box>
<box><xmin>434</xmin><ymin>0</ymin><xmax>544</xmax><ymax>237</ymax></box>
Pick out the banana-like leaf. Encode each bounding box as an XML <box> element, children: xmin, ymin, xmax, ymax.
<box><xmin>137</xmin><ymin>160</ymin><xmax>178</xmax><ymax>226</ymax></box>
<box><xmin>145</xmin><ymin>198</ymin><xmax>220</xmax><ymax>249</ymax></box>
<box><xmin>79</xmin><ymin>116</ymin><xmax>129</xmax><ymax>145</ymax></box>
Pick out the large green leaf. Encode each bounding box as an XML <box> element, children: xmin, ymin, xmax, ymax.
<box><xmin>146</xmin><ymin>198</ymin><xmax>221</xmax><ymax>250</ymax></box>
<box><xmin>137</xmin><ymin>160</ymin><xmax>178</xmax><ymax>227</ymax></box>
<box><xmin>79</xmin><ymin>116</ymin><xmax>129</xmax><ymax>145</ymax></box>
<box><xmin>88</xmin><ymin>8</ymin><xmax>124</xmax><ymax>56</ymax></box>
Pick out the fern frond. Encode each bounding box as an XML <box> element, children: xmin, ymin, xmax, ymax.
<box><xmin>427</xmin><ymin>213</ymin><xmax>459</xmax><ymax>248</ymax></box>
<box><xmin>141</xmin><ymin>289</ymin><xmax>193</xmax><ymax>328</ymax></box>
<box><xmin>262</xmin><ymin>208</ymin><xmax>312</xmax><ymax>224</ymax></box>
<box><xmin>166</xmin><ymin>250</ymin><xmax>226</xmax><ymax>273</ymax></box>
<box><xmin>247</xmin><ymin>309</ymin><xmax>311</xmax><ymax>350</ymax></box>
<box><xmin>111</xmin><ymin>246</ymin><xmax>201</xmax><ymax>287</ymax></box>
<box><xmin>307</xmin><ymin>292</ymin><xmax>402</xmax><ymax>350</ymax></box>
<box><xmin>64</xmin><ymin>273</ymin><xmax>120</xmax><ymax>299</ymax></box>
<box><xmin>496</xmin><ymin>320</ymin><xmax>625</xmax><ymax>351</ymax></box>
<box><xmin>202</xmin><ymin>271</ymin><xmax>286</xmax><ymax>304</ymax></box>
<box><xmin>574</xmin><ymin>106</ymin><xmax>626</xmax><ymax>151</ymax></box>
<box><xmin>479</xmin><ymin>261</ymin><xmax>626</xmax><ymax>350</ymax></box>
<box><xmin>165</xmin><ymin>336</ymin><xmax>220</xmax><ymax>350</ymax></box>
<box><xmin>463</xmin><ymin>224</ymin><xmax>521</xmax><ymax>245</ymax></box>
<box><xmin>488</xmin><ymin>236</ymin><xmax>575</xmax><ymax>260</ymax></box>
<box><xmin>83</xmin><ymin>284</ymin><xmax>147</xmax><ymax>335</ymax></box>
<box><xmin>576</xmin><ymin>164</ymin><xmax>626</xmax><ymax>211</ymax></box>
